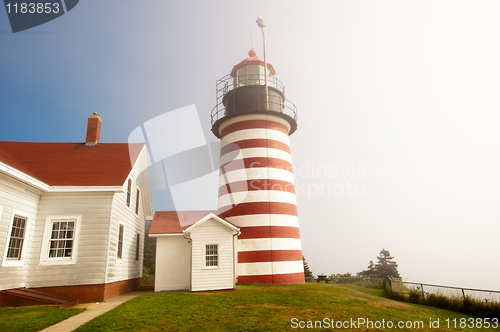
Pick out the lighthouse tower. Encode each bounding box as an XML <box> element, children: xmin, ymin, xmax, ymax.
<box><xmin>211</xmin><ymin>49</ymin><xmax>304</xmax><ymax>285</ymax></box>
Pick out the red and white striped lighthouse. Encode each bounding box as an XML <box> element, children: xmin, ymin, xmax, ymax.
<box><xmin>211</xmin><ymin>49</ymin><xmax>304</xmax><ymax>285</ymax></box>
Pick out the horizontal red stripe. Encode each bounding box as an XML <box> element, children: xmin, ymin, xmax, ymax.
<box><xmin>238</xmin><ymin>250</ymin><xmax>303</xmax><ymax>263</ymax></box>
<box><xmin>218</xmin><ymin>179</ymin><xmax>295</xmax><ymax>196</ymax></box>
<box><xmin>220</xmin><ymin>139</ymin><xmax>290</xmax><ymax>156</ymax></box>
<box><xmin>220</xmin><ymin>157</ymin><xmax>292</xmax><ymax>173</ymax></box>
<box><xmin>238</xmin><ymin>274</ymin><xmax>273</xmax><ymax>285</ymax></box>
<box><xmin>272</xmin><ymin>272</ymin><xmax>305</xmax><ymax>285</ymax></box>
<box><xmin>238</xmin><ymin>272</ymin><xmax>305</xmax><ymax>285</ymax></box>
<box><xmin>239</xmin><ymin>226</ymin><xmax>301</xmax><ymax>239</ymax></box>
<box><xmin>219</xmin><ymin>202</ymin><xmax>297</xmax><ymax>218</ymax></box>
<box><xmin>221</xmin><ymin>120</ymin><xmax>288</xmax><ymax>138</ymax></box>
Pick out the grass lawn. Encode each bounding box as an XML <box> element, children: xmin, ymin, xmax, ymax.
<box><xmin>0</xmin><ymin>306</ymin><xmax>85</xmax><ymax>332</ymax></box>
<box><xmin>73</xmin><ymin>283</ymin><xmax>496</xmax><ymax>331</ymax></box>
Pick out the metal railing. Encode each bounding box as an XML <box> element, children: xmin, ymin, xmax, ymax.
<box><xmin>232</xmin><ymin>73</ymin><xmax>285</xmax><ymax>92</ymax></box>
<box><xmin>388</xmin><ymin>279</ymin><xmax>500</xmax><ymax>302</ymax></box>
<box><xmin>210</xmin><ymin>74</ymin><xmax>298</xmax><ymax>126</ymax></box>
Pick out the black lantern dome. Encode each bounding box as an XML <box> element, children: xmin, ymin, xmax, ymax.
<box><xmin>211</xmin><ymin>50</ymin><xmax>298</xmax><ymax>138</ymax></box>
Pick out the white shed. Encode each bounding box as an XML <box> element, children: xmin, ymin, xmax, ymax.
<box><xmin>149</xmin><ymin>211</ymin><xmax>239</xmax><ymax>292</ymax></box>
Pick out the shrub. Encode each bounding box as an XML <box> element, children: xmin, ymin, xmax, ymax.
<box><xmin>408</xmin><ymin>290</ymin><xmax>421</xmax><ymax>304</ymax></box>
<box><xmin>386</xmin><ymin>287</ymin><xmax>500</xmax><ymax>319</ymax></box>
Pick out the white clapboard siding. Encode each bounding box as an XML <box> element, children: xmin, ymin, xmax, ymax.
<box><xmin>25</xmin><ymin>192</ymin><xmax>114</xmax><ymax>288</ymax></box>
<box><xmin>106</xmin><ymin>149</ymin><xmax>148</xmax><ymax>284</ymax></box>
<box><xmin>155</xmin><ymin>235</ymin><xmax>190</xmax><ymax>292</ymax></box>
<box><xmin>0</xmin><ymin>146</ymin><xmax>150</xmax><ymax>290</ymax></box>
<box><xmin>0</xmin><ymin>177</ymin><xmax>41</xmax><ymax>291</ymax></box>
<box><xmin>190</xmin><ymin>219</ymin><xmax>236</xmax><ymax>292</ymax></box>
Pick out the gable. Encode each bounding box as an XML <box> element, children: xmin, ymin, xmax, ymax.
<box><xmin>184</xmin><ymin>213</ymin><xmax>239</xmax><ymax>234</ymax></box>
<box><xmin>191</xmin><ymin>218</ymin><xmax>235</xmax><ymax>236</ymax></box>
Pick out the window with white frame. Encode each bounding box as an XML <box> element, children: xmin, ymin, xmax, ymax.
<box><xmin>2</xmin><ymin>209</ymin><xmax>32</xmax><ymax>267</ymax></box>
<box><xmin>135</xmin><ymin>233</ymin><xmax>140</xmax><ymax>262</ymax></box>
<box><xmin>117</xmin><ymin>224</ymin><xmax>124</xmax><ymax>259</ymax></box>
<box><xmin>126</xmin><ymin>179</ymin><xmax>132</xmax><ymax>207</ymax></box>
<box><xmin>39</xmin><ymin>216</ymin><xmax>81</xmax><ymax>265</ymax></box>
<box><xmin>6</xmin><ymin>215</ymin><xmax>27</xmax><ymax>260</ymax></box>
<box><xmin>205</xmin><ymin>244</ymin><xmax>218</xmax><ymax>267</ymax></box>
<box><xmin>135</xmin><ymin>189</ymin><xmax>140</xmax><ymax>215</ymax></box>
<box><xmin>48</xmin><ymin>221</ymin><xmax>75</xmax><ymax>258</ymax></box>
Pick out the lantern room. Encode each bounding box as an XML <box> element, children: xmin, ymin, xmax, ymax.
<box><xmin>211</xmin><ymin>50</ymin><xmax>298</xmax><ymax>139</ymax></box>
<box><xmin>230</xmin><ymin>49</ymin><xmax>276</xmax><ymax>87</ymax></box>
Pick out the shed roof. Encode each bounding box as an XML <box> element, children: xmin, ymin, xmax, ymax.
<box><xmin>149</xmin><ymin>211</ymin><xmax>216</xmax><ymax>234</ymax></box>
<box><xmin>149</xmin><ymin>210</ymin><xmax>238</xmax><ymax>235</ymax></box>
<box><xmin>0</xmin><ymin>141</ymin><xmax>144</xmax><ymax>186</ymax></box>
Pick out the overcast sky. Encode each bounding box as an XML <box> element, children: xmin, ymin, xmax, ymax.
<box><xmin>1</xmin><ymin>0</ymin><xmax>499</xmax><ymax>291</ymax></box>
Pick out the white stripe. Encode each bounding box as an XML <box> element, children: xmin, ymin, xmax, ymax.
<box><xmin>238</xmin><ymin>238</ymin><xmax>302</xmax><ymax>252</ymax></box>
<box><xmin>220</xmin><ymin>147</ymin><xmax>292</xmax><ymax>166</ymax></box>
<box><xmin>226</xmin><ymin>215</ymin><xmax>300</xmax><ymax>227</ymax></box>
<box><xmin>272</xmin><ymin>260</ymin><xmax>304</xmax><ymax>275</ymax></box>
<box><xmin>238</xmin><ymin>260</ymin><xmax>304</xmax><ymax>276</ymax></box>
<box><xmin>218</xmin><ymin>190</ymin><xmax>297</xmax><ymax>209</ymax></box>
<box><xmin>219</xmin><ymin>149</ymin><xmax>245</xmax><ymax>169</ymax></box>
<box><xmin>218</xmin><ymin>168</ymin><xmax>294</xmax><ymax>187</ymax></box>
<box><xmin>222</xmin><ymin>129</ymin><xmax>289</xmax><ymax>145</ymax></box>
<box><xmin>218</xmin><ymin>113</ymin><xmax>292</xmax><ymax>134</ymax></box>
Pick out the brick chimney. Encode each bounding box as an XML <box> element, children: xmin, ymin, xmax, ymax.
<box><xmin>85</xmin><ymin>113</ymin><xmax>102</xmax><ymax>146</ymax></box>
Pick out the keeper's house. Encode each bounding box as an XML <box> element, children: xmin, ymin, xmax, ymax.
<box><xmin>0</xmin><ymin>113</ymin><xmax>152</xmax><ymax>305</ymax></box>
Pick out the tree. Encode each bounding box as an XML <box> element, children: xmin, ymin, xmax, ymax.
<box><xmin>359</xmin><ymin>260</ymin><xmax>376</xmax><ymax>277</ymax></box>
<box><xmin>331</xmin><ymin>272</ymin><xmax>352</xmax><ymax>278</ymax></box>
<box><xmin>374</xmin><ymin>248</ymin><xmax>400</xmax><ymax>279</ymax></box>
<box><xmin>330</xmin><ymin>272</ymin><xmax>352</xmax><ymax>281</ymax></box>
<box><xmin>303</xmin><ymin>256</ymin><xmax>314</xmax><ymax>279</ymax></box>
<box><xmin>143</xmin><ymin>220</ymin><xmax>156</xmax><ymax>274</ymax></box>
<box><xmin>358</xmin><ymin>249</ymin><xmax>400</xmax><ymax>279</ymax></box>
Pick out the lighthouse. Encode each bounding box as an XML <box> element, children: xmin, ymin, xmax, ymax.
<box><xmin>211</xmin><ymin>47</ymin><xmax>304</xmax><ymax>285</ymax></box>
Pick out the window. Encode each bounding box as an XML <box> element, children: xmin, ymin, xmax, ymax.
<box><xmin>135</xmin><ymin>189</ymin><xmax>140</xmax><ymax>214</ymax></box>
<box><xmin>6</xmin><ymin>215</ymin><xmax>27</xmax><ymax>260</ymax></box>
<box><xmin>135</xmin><ymin>233</ymin><xmax>140</xmax><ymax>262</ymax></box>
<box><xmin>236</xmin><ymin>65</ymin><xmax>267</xmax><ymax>86</ymax></box>
<box><xmin>2</xmin><ymin>209</ymin><xmax>30</xmax><ymax>267</ymax></box>
<box><xmin>205</xmin><ymin>244</ymin><xmax>218</xmax><ymax>267</ymax></box>
<box><xmin>48</xmin><ymin>221</ymin><xmax>75</xmax><ymax>258</ymax></box>
<box><xmin>39</xmin><ymin>216</ymin><xmax>81</xmax><ymax>265</ymax></box>
<box><xmin>117</xmin><ymin>224</ymin><xmax>124</xmax><ymax>259</ymax></box>
<box><xmin>126</xmin><ymin>179</ymin><xmax>132</xmax><ymax>207</ymax></box>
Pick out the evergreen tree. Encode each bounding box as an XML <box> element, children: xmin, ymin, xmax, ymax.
<box><xmin>358</xmin><ymin>249</ymin><xmax>401</xmax><ymax>279</ymax></box>
<box><xmin>359</xmin><ymin>260</ymin><xmax>376</xmax><ymax>277</ymax></box>
<box><xmin>143</xmin><ymin>220</ymin><xmax>156</xmax><ymax>274</ymax></box>
<box><xmin>303</xmin><ymin>256</ymin><xmax>314</xmax><ymax>279</ymax></box>
<box><xmin>374</xmin><ymin>248</ymin><xmax>400</xmax><ymax>279</ymax></box>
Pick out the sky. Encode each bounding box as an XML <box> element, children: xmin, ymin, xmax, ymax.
<box><xmin>1</xmin><ymin>0</ymin><xmax>499</xmax><ymax>291</ymax></box>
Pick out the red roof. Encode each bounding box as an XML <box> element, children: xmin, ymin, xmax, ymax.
<box><xmin>149</xmin><ymin>210</ymin><xmax>218</xmax><ymax>235</ymax></box>
<box><xmin>0</xmin><ymin>141</ymin><xmax>144</xmax><ymax>186</ymax></box>
<box><xmin>149</xmin><ymin>210</ymin><xmax>239</xmax><ymax>235</ymax></box>
<box><xmin>230</xmin><ymin>49</ymin><xmax>277</xmax><ymax>77</ymax></box>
